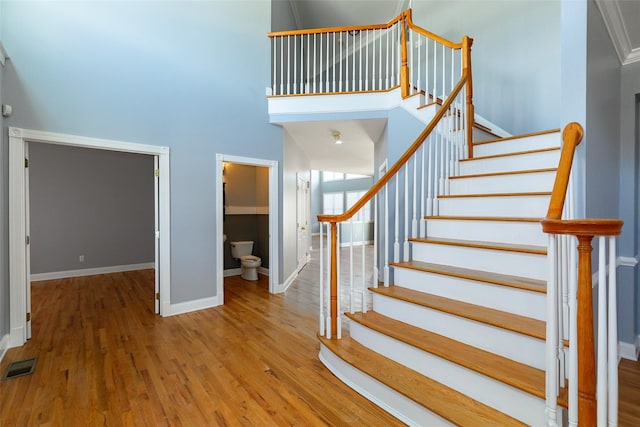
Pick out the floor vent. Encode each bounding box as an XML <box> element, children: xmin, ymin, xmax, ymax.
<box><xmin>1</xmin><ymin>358</ymin><xmax>37</xmax><ymax>380</ymax></box>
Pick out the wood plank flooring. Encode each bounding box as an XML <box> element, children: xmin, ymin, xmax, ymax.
<box><xmin>1</xmin><ymin>239</ymin><xmax>639</xmax><ymax>425</ymax></box>
<box><xmin>0</xmin><ymin>268</ymin><xmax>402</xmax><ymax>426</ymax></box>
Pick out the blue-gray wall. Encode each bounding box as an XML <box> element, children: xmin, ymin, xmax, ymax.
<box><xmin>412</xmin><ymin>0</ymin><xmax>561</xmax><ymax>135</ymax></box>
<box><xmin>28</xmin><ymin>143</ymin><xmax>155</xmax><ymax>275</ymax></box>
<box><xmin>0</xmin><ymin>0</ymin><xmax>7</xmax><ymax>343</ymax></box>
<box><xmin>1</xmin><ymin>0</ymin><xmax>282</xmax><ymax>305</ymax></box>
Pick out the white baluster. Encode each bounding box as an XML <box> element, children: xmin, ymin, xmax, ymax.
<box><xmin>337</xmin><ymin>224</ymin><xmax>342</xmax><ymax>339</ymax></box>
<box><xmin>313</xmin><ymin>34</ymin><xmax>317</xmax><ymax>93</ymax></box>
<box><xmin>359</xmin><ymin>30</ymin><xmax>363</xmax><ymax>91</ymax></box>
<box><xmin>420</xmin><ymin>145</ymin><xmax>426</xmax><ymax>237</ymax></box>
<box><xmin>361</xmin><ymin>220</ymin><xmax>367</xmax><ymax>313</ymax></box>
<box><xmin>349</xmin><ymin>218</ymin><xmax>354</xmax><ymax>314</ymax></box>
<box><xmin>325</xmin><ymin>33</ymin><xmax>330</xmax><ymax>92</ymax></box>
<box><xmin>408</xmin><ymin>27</ymin><xmax>413</xmax><ymax>95</ymax></box>
<box><xmin>373</xmin><ymin>194</ymin><xmax>379</xmax><ymax>288</ymax></box>
<box><xmin>445</xmin><ymin>106</ymin><xmax>451</xmax><ymax>195</ymax></box>
<box><xmin>450</xmin><ymin>47</ymin><xmax>454</xmax><ymax>97</ymax></box>
<box><xmin>412</xmin><ymin>154</ymin><xmax>418</xmax><ymax>238</ymax></box>
<box><xmin>287</xmin><ymin>35</ymin><xmax>291</xmax><ymax>95</ymax></box>
<box><xmin>384</xmin><ymin>182</ymin><xmax>390</xmax><ymax>287</ymax></box>
<box><xmin>404</xmin><ymin>166</ymin><xmax>410</xmax><ymax>262</ymax></box>
<box><xmin>319</xmin><ymin>221</ymin><xmax>325</xmax><ymax>336</ymax></box>
<box><xmin>280</xmin><ymin>37</ymin><xmax>284</xmax><ymax>95</ymax></box>
<box><xmin>568</xmin><ymin>235</ymin><xmax>578</xmax><ymax>427</ymax></box>
<box><xmin>385</xmin><ymin>27</ymin><xmax>390</xmax><ymax>89</ymax></box>
<box><xmin>441</xmin><ymin>43</ymin><xmax>445</xmax><ymax>101</ymax></box>
<box><xmin>332</xmin><ymin>32</ymin><xmax>336</xmax><ymax>92</ymax></box>
<box><xmin>379</xmin><ymin>28</ymin><xmax>383</xmax><ymax>90</ymax></box>
<box><xmin>608</xmin><ymin>235</ymin><xmax>618</xmax><ymax>427</ymax></box>
<box><xmin>394</xmin><ymin>176</ymin><xmax>400</xmax><ymax>263</ymax></box>
<box><xmin>545</xmin><ymin>234</ymin><xmax>559</xmax><ymax>427</ymax></box>
<box><xmin>597</xmin><ymin>236</ymin><xmax>608</xmax><ymax>426</ymax></box>
<box><xmin>293</xmin><ymin>35</ymin><xmax>297</xmax><ymax>94</ymax></box>
<box><xmin>365</xmin><ymin>29</ymin><xmax>369</xmax><ymax>91</ymax></box>
<box><xmin>433</xmin><ymin>40</ymin><xmax>438</xmax><ymax>104</ymax></box>
<box><xmin>417</xmin><ymin>33</ymin><xmax>422</xmax><ymax>95</ymax></box>
<box><xmin>353</xmin><ymin>32</ymin><xmax>356</xmax><ymax>91</ymax></box>
<box><xmin>325</xmin><ymin>222</ymin><xmax>331</xmax><ymax>339</ymax></box>
<box><xmin>339</xmin><ymin>32</ymin><xmax>343</xmax><ymax>92</ymax></box>
<box><xmin>439</xmin><ymin>121</ymin><xmax>446</xmax><ymax>195</ymax></box>
<box><xmin>429</xmin><ymin>134</ymin><xmax>437</xmax><ymax>215</ymax></box>
<box><xmin>425</xmin><ymin>36</ymin><xmax>430</xmax><ymax>102</ymax></box>
<box><xmin>305</xmin><ymin>34</ymin><xmax>310</xmax><ymax>93</ymax></box>
<box><xmin>272</xmin><ymin>38</ymin><xmax>277</xmax><ymax>95</ymax></box>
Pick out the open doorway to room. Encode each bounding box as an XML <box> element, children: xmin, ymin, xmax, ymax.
<box><xmin>215</xmin><ymin>154</ymin><xmax>279</xmax><ymax>304</ymax></box>
<box><xmin>8</xmin><ymin>128</ymin><xmax>171</xmax><ymax>347</ymax></box>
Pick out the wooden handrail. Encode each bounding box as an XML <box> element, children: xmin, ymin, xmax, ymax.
<box><xmin>268</xmin><ymin>13</ymin><xmax>405</xmax><ymax>38</ymax></box>
<box><xmin>542</xmin><ymin>122</ymin><xmax>623</xmax><ymax>426</ymax></box>
<box><xmin>546</xmin><ymin>122</ymin><xmax>583</xmax><ymax>220</ymax></box>
<box><xmin>404</xmin><ymin>9</ymin><xmax>463</xmax><ymax>49</ymax></box>
<box><xmin>317</xmin><ymin>73</ymin><xmax>468</xmax><ymax>225</ymax></box>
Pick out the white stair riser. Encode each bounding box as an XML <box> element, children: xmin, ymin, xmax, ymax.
<box><xmin>448</xmin><ymin>171</ymin><xmax>555</xmax><ymax>195</ymax></box>
<box><xmin>392</xmin><ymin>266</ymin><xmax>546</xmax><ymax>320</ymax></box>
<box><xmin>473</xmin><ymin>133</ymin><xmax>560</xmax><ymax>157</ymax></box>
<box><xmin>459</xmin><ymin>150</ymin><xmax>560</xmax><ymax>175</ymax></box>
<box><xmin>350</xmin><ymin>323</ymin><xmax>548</xmax><ymax>426</ymax></box>
<box><xmin>411</xmin><ymin>242</ymin><xmax>547</xmax><ymax>281</ymax></box>
<box><xmin>372</xmin><ymin>293</ymin><xmax>546</xmax><ymax>370</ymax></box>
<box><xmin>426</xmin><ymin>219</ymin><xmax>547</xmax><ymax>247</ymax></box>
<box><xmin>319</xmin><ymin>345</ymin><xmax>454</xmax><ymax>427</ymax></box>
<box><xmin>437</xmin><ymin>195</ymin><xmax>550</xmax><ymax>217</ymax></box>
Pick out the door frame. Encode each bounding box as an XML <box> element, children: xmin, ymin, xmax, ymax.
<box><xmin>215</xmin><ymin>154</ymin><xmax>279</xmax><ymax>302</ymax></box>
<box><xmin>8</xmin><ymin>127</ymin><xmax>171</xmax><ymax>348</ymax></box>
<box><xmin>296</xmin><ymin>174</ymin><xmax>310</xmax><ymax>271</ymax></box>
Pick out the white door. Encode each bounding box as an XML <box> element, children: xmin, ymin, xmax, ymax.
<box><xmin>154</xmin><ymin>156</ymin><xmax>160</xmax><ymax>314</ymax></box>
<box><xmin>296</xmin><ymin>175</ymin><xmax>310</xmax><ymax>271</ymax></box>
<box><xmin>25</xmin><ymin>142</ymin><xmax>32</xmax><ymax>339</ymax></box>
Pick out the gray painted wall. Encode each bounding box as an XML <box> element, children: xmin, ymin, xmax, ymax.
<box><xmin>1</xmin><ymin>1</ymin><xmax>283</xmax><ymax>305</ymax></box>
<box><xmin>283</xmin><ymin>128</ymin><xmax>310</xmax><ymax>281</ymax></box>
<box><xmin>0</xmin><ymin>0</ymin><xmax>7</xmax><ymax>340</ymax></box>
<box><xmin>29</xmin><ymin>143</ymin><xmax>155</xmax><ymax>274</ymax></box>
<box><xmin>619</xmin><ymin>61</ymin><xmax>640</xmax><ymax>342</ymax></box>
<box><xmin>411</xmin><ymin>0</ymin><xmax>561</xmax><ymax>135</ymax></box>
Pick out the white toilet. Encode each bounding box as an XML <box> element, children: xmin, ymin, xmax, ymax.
<box><xmin>230</xmin><ymin>241</ymin><xmax>262</xmax><ymax>281</ymax></box>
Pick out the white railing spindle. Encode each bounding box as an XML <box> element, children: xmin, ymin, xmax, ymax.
<box><xmin>403</xmin><ymin>166</ymin><xmax>410</xmax><ymax>262</ymax></box>
<box><xmin>608</xmin><ymin>235</ymin><xmax>618</xmax><ymax>427</ymax></box>
<box><xmin>597</xmin><ymin>236</ymin><xmax>608</xmax><ymax>427</ymax></box>
<box><xmin>373</xmin><ymin>194</ymin><xmax>379</xmax><ymax>288</ymax></box>
<box><xmin>349</xmin><ymin>219</ymin><xmax>355</xmax><ymax>314</ymax></box>
<box><xmin>319</xmin><ymin>221</ymin><xmax>325</xmax><ymax>336</ymax></box>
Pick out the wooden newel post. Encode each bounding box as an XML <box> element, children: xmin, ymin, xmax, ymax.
<box><xmin>400</xmin><ymin>13</ymin><xmax>409</xmax><ymax>98</ymax></box>
<box><xmin>576</xmin><ymin>234</ymin><xmax>597</xmax><ymax>426</ymax></box>
<box><xmin>330</xmin><ymin>222</ymin><xmax>338</xmax><ymax>338</ymax></box>
<box><xmin>462</xmin><ymin>36</ymin><xmax>474</xmax><ymax>157</ymax></box>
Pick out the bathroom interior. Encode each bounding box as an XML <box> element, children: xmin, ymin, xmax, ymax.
<box><xmin>223</xmin><ymin>162</ymin><xmax>270</xmax><ymax>281</ymax></box>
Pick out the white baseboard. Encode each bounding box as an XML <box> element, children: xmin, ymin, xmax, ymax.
<box><xmin>619</xmin><ymin>336</ymin><xmax>640</xmax><ymax>361</ymax></box>
<box><xmin>0</xmin><ymin>334</ymin><xmax>9</xmax><ymax>364</ymax></box>
<box><xmin>31</xmin><ymin>262</ymin><xmax>155</xmax><ymax>281</ymax></box>
<box><xmin>274</xmin><ymin>269</ymin><xmax>298</xmax><ymax>294</ymax></box>
<box><xmin>224</xmin><ymin>268</ymin><xmax>242</xmax><ymax>277</ymax></box>
<box><xmin>168</xmin><ymin>296</ymin><xmax>219</xmax><ymax>316</ymax></box>
<box><xmin>258</xmin><ymin>267</ymin><xmax>269</xmax><ymax>276</ymax></box>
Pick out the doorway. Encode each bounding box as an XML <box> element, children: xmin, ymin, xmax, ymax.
<box><xmin>8</xmin><ymin>127</ymin><xmax>171</xmax><ymax>348</ymax></box>
<box><xmin>215</xmin><ymin>154</ymin><xmax>279</xmax><ymax>303</ymax></box>
<box><xmin>296</xmin><ymin>174</ymin><xmax>310</xmax><ymax>271</ymax></box>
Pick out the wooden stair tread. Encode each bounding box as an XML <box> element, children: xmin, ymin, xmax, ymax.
<box><xmin>391</xmin><ymin>260</ymin><xmax>547</xmax><ymax>293</ymax></box>
<box><xmin>370</xmin><ymin>286</ymin><xmax>545</xmax><ymax>341</ymax></box>
<box><xmin>319</xmin><ymin>334</ymin><xmax>529</xmax><ymax>426</ymax></box>
<box><xmin>424</xmin><ymin>215</ymin><xmax>542</xmax><ymax>223</ymax></box>
<box><xmin>473</xmin><ymin>128</ymin><xmax>560</xmax><ymax>146</ymax></box>
<box><xmin>449</xmin><ymin>167</ymin><xmax>557</xmax><ymax>180</ymax></box>
<box><xmin>438</xmin><ymin>191</ymin><xmax>551</xmax><ymax>199</ymax></box>
<box><xmin>460</xmin><ymin>146</ymin><xmax>560</xmax><ymax>162</ymax></box>
<box><xmin>347</xmin><ymin>310</ymin><xmax>568</xmax><ymax>407</ymax></box>
<box><xmin>409</xmin><ymin>236</ymin><xmax>546</xmax><ymax>255</ymax></box>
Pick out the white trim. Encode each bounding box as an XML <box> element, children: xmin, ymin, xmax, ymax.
<box><xmin>617</xmin><ymin>255</ymin><xmax>639</xmax><ymax>267</ymax></box>
<box><xmin>226</xmin><ymin>205</ymin><xmax>269</xmax><ymax>215</ymax></box>
<box><xmin>216</xmin><ymin>154</ymin><xmax>279</xmax><ymax>303</ymax></box>
<box><xmin>9</xmin><ymin>127</ymin><xmax>171</xmax><ymax>348</ymax></box>
<box><xmin>224</xmin><ymin>268</ymin><xmax>243</xmax><ymax>277</ymax></box>
<box><xmin>30</xmin><ymin>263</ymin><xmax>155</xmax><ymax>281</ymax></box>
<box><xmin>258</xmin><ymin>266</ymin><xmax>270</xmax><ymax>276</ymax></box>
<box><xmin>596</xmin><ymin>0</ymin><xmax>640</xmax><ymax>65</ymax></box>
<box><xmin>0</xmin><ymin>334</ymin><xmax>9</xmax><ymax>364</ymax></box>
<box><xmin>619</xmin><ymin>337</ymin><xmax>640</xmax><ymax>361</ymax></box>
<box><xmin>0</xmin><ymin>41</ymin><xmax>7</xmax><ymax>67</ymax></box>
<box><xmin>273</xmin><ymin>269</ymin><xmax>298</xmax><ymax>294</ymax></box>
<box><xmin>169</xmin><ymin>296</ymin><xmax>219</xmax><ymax>316</ymax></box>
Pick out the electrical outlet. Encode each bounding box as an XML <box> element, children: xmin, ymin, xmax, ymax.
<box><xmin>79</xmin><ymin>255</ymin><xmax>85</xmax><ymax>262</ymax></box>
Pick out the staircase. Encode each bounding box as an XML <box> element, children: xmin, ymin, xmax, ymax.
<box><xmin>319</xmin><ymin>129</ymin><xmax>568</xmax><ymax>426</ymax></box>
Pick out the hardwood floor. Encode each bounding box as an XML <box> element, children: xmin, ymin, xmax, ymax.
<box><xmin>0</xmin><ymin>267</ymin><xmax>402</xmax><ymax>426</ymax></box>
<box><xmin>1</xmin><ymin>243</ymin><xmax>639</xmax><ymax>425</ymax></box>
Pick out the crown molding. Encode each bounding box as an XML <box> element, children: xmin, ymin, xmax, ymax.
<box><xmin>595</xmin><ymin>0</ymin><xmax>640</xmax><ymax>65</ymax></box>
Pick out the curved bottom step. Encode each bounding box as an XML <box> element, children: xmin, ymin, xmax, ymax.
<box><xmin>319</xmin><ymin>336</ymin><xmax>527</xmax><ymax>427</ymax></box>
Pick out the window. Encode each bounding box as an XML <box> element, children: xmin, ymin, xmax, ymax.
<box><xmin>322</xmin><ymin>171</ymin><xmax>344</xmax><ymax>182</ymax></box>
<box><xmin>323</xmin><ymin>192</ymin><xmax>344</xmax><ymax>215</ymax></box>
<box><xmin>346</xmin><ymin>190</ymin><xmax>371</xmax><ymax>222</ymax></box>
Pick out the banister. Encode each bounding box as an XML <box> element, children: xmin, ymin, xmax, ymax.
<box><xmin>546</xmin><ymin>122</ymin><xmax>583</xmax><ymax>220</ymax></box>
<box><xmin>404</xmin><ymin>9</ymin><xmax>463</xmax><ymax>49</ymax></box>
<box><xmin>317</xmin><ymin>73</ymin><xmax>468</xmax><ymax>225</ymax></box>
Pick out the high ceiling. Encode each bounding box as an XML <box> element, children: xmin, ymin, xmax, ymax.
<box><xmin>280</xmin><ymin>0</ymin><xmax>640</xmax><ymax>175</ymax></box>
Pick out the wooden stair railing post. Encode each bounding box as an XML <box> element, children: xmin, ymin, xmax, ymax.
<box><xmin>400</xmin><ymin>11</ymin><xmax>410</xmax><ymax>98</ymax></box>
<box><xmin>576</xmin><ymin>234</ymin><xmax>597</xmax><ymax>426</ymax></box>
<box><xmin>462</xmin><ymin>36</ymin><xmax>474</xmax><ymax>157</ymax></box>
<box><xmin>330</xmin><ymin>221</ymin><xmax>338</xmax><ymax>338</ymax></box>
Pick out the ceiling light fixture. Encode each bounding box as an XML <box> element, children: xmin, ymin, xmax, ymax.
<box><xmin>333</xmin><ymin>131</ymin><xmax>343</xmax><ymax>145</ymax></box>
